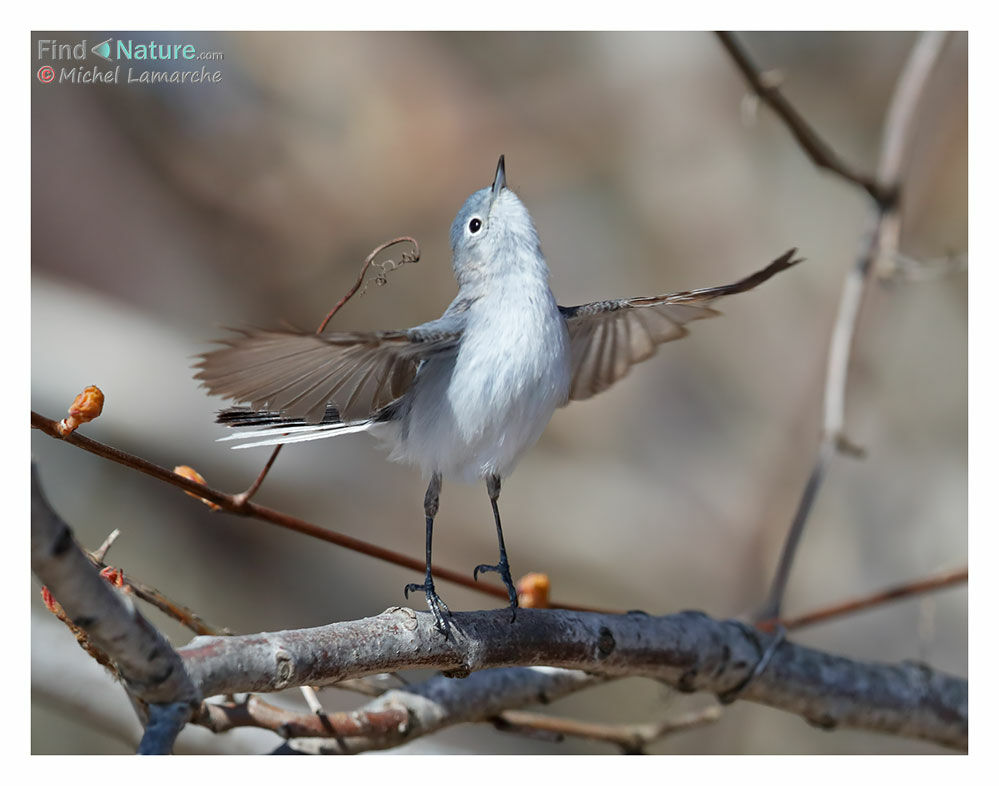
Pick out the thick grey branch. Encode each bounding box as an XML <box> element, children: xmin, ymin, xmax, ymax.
<box><xmin>31</xmin><ymin>461</ymin><xmax>200</xmax><ymax>751</ymax></box>
<box><xmin>179</xmin><ymin>607</ymin><xmax>966</xmax><ymax>750</ymax></box>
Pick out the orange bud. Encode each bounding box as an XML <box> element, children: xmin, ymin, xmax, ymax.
<box><xmin>516</xmin><ymin>572</ymin><xmax>551</xmax><ymax>609</ymax></box>
<box><xmin>174</xmin><ymin>465</ymin><xmax>222</xmax><ymax>511</ymax></box>
<box><xmin>57</xmin><ymin>385</ymin><xmax>105</xmax><ymax>435</ymax></box>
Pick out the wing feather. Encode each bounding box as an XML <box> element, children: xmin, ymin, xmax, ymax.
<box><xmin>195</xmin><ymin>326</ymin><xmax>459</xmax><ymax>423</ymax></box>
<box><xmin>559</xmin><ymin>249</ymin><xmax>800</xmax><ymax>402</ymax></box>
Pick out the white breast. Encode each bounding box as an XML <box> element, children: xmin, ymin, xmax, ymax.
<box><xmin>392</xmin><ymin>275</ymin><xmax>570</xmax><ymax>482</ymax></box>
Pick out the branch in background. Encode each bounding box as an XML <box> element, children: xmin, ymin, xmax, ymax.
<box><xmin>31</xmin><ymin>461</ymin><xmax>200</xmax><ymax>753</ymax></box>
<box><xmin>178</xmin><ymin>606</ymin><xmax>966</xmax><ymax>750</ymax></box>
<box><xmin>884</xmin><ymin>250</ymin><xmax>968</xmax><ymax>283</ymax></box>
<box><xmin>714</xmin><ymin>32</ymin><xmax>893</xmax><ymax>206</ymax></box>
<box><xmin>493</xmin><ymin>705</ymin><xmax>722</xmax><ymax>753</ymax></box>
<box><xmin>717</xmin><ymin>31</ymin><xmax>952</xmax><ymax>621</ymax></box>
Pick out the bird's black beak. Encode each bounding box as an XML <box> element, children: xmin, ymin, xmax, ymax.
<box><xmin>491</xmin><ymin>155</ymin><xmax>506</xmax><ymax>201</ymax></box>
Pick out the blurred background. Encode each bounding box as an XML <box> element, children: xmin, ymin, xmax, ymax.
<box><xmin>31</xmin><ymin>31</ymin><xmax>967</xmax><ymax>754</ymax></box>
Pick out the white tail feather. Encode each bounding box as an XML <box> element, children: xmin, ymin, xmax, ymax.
<box><xmin>218</xmin><ymin>422</ymin><xmax>355</xmax><ymax>442</ymax></box>
<box><xmin>219</xmin><ymin>420</ymin><xmax>375</xmax><ymax>449</ymax></box>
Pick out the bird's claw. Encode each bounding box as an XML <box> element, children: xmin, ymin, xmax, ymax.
<box><xmin>473</xmin><ymin>561</ymin><xmax>519</xmax><ymax>622</ymax></box>
<box><xmin>403</xmin><ymin>580</ymin><xmax>452</xmax><ymax>635</ymax></box>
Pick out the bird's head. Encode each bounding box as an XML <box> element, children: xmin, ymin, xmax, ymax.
<box><xmin>449</xmin><ymin>156</ymin><xmax>545</xmax><ymax>286</ymax></box>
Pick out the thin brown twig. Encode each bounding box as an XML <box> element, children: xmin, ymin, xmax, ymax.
<box><xmin>493</xmin><ymin>705</ymin><xmax>722</xmax><ymax>753</ymax></box>
<box><xmin>232</xmin><ymin>444</ymin><xmax>282</xmax><ymax>508</ymax></box>
<box><xmin>760</xmin><ymin>566</ymin><xmax>967</xmax><ymax>634</ymax></box>
<box><xmin>91</xmin><ymin>555</ymin><xmax>226</xmax><ymax>637</ymax></box>
<box><xmin>32</xmin><ymin>409</ymin><xmax>508</xmax><ymax>602</ymax></box>
<box><xmin>32</xmin><ymin>408</ymin><xmax>616</xmax><ymax>611</ymax></box>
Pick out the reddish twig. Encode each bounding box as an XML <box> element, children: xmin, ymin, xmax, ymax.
<box><xmin>759</xmin><ymin>566</ymin><xmax>967</xmax><ymax>634</ymax></box>
<box><xmin>195</xmin><ymin>694</ymin><xmax>409</xmax><ymax>739</ymax></box>
<box><xmin>232</xmin><ymin>444</ymin><xmax>283</xmax><ymax>508</ymax></box>
<box><xmin>32</xmin><ymin>409</ymin><xmax>508</xmax><ymax>602</ymax></box>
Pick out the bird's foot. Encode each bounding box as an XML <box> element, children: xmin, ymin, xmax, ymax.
<box><xmin>473</xmin><ymin>559</ymin><xmax>519</xmax><ymax>622</ymax></box>
<box><xmin>404</xmin><ymin>578</ymin><xmax>452</xmax><ymax>635</ymax></box>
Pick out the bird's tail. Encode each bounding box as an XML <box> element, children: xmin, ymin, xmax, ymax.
<box><xmin>215</xmin><ymin>405</ymin><xmax>377</xmax><ymax>449</ymax></box>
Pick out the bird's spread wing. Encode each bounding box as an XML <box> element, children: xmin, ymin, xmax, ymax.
<box><xmin>194</xmin><ymin>323</ymin><xmax>462</xmax><ymax>424</ymax></box>
<box><xmin>558</xmin><ymin>249</ymin><xmax>801</xmax><ymax>402</ymax></box>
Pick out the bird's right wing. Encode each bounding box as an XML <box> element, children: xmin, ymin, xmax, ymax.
<box><xmin>559</xmin><ymin>249</ymin><xmax>801</xmax><ymax>401</ymax></box>
<box><xmin>194</xmin><ymin>322</ymin><xmax>462</xmax><ymax>424</ymax></box>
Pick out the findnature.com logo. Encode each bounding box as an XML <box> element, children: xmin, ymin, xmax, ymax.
<box><xmin>36</xmin><ymin>36</ymin><xmax>225</xmax><ymax>85</ymax></box>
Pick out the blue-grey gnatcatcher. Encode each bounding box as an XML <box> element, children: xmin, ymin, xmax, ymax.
<box><xmin>196</xmin><ymin>156</ymin><xmax>799</xmax><ymax>633</ymax></box>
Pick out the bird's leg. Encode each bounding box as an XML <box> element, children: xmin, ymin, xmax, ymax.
<box><xmin>403</xmin><ymin>472</ymin><xmax>451</xmax><ymax>634</ymax></box>
<box><xmin>473</xmin><ymin>474</ymin><xmax>519</xmax><ymax>622</ymax></box>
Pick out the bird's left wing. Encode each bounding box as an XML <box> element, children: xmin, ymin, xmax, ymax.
<box><xmin>558</xmin><ymin>249</ymin><xmax>801</xmax><ymax>402</ymax></box>
<box><xmin>194</xmin><ymin>321</ymin><xmax>462</xmax><ymax>424</ymax></box>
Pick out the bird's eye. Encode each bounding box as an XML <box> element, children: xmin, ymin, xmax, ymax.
<box><xmin>468</xmin><ymin>218</ymin><xmax>482</xmax><ymax>234</ymax></box>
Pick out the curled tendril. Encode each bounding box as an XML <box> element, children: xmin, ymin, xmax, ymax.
<box><xmin>317</xmin><ymin>237</ymin><xmax>421</xmax><ymax>333</ymax></box>
<box><xmin>366</xmin><ymin>248</ymin><xmax>420</xmax><ymax>291</ymax></box>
